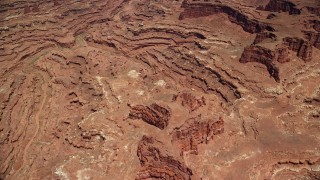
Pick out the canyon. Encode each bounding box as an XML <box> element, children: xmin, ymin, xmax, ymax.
<box><xmin>0</xmin><ymin>0</ymin><xmax>320</xmax><ymax>179</ymax></box>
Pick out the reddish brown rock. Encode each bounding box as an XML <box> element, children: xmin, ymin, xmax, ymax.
<box><xmin>259</xmin><ymin>0</ymin><xmax>301</xmax><ymax>15</ymax></box>
<box><xmin>271</xmin><ymin>159</ymin><xmax>320</xmax><ymax>179</ymax></box>
<box><xmin>283</xmin><ymin>37</ymin><xmax>313</xmax><ymax>61</ymax></box>
<box><xmin>32</xmin><ymin>4</ymin><xmax>40</xmax><ymax>12</ymax></box>
<box><xmin>1</xmin><ymin>0</ymin><xmax>320</xmax><ymax>179</ymax></box>
<box><xmin>136</xmin><ymin>136</ymin><xmax>193</xmax><ymax>180</ymax></box>
<box><xmin>129</xmin><ymin>104</ymin><xmax>171</xmax><ymax>129</ymax></box>
<box><xmin>304</xmin><ymin>31</ymin><xmax>320</xmax><ymax>49</ymax></box>
<box><xmin>64</xmin><ymin>124</ymin><xmax>106</xmax><ymax>150</ymax></box>
<box><xmin>267</xmin><ymin>13</ymin><xmax>277</xmax><ymax>19</ymax></box>
<box><xmin>306</xmin><ymin>6</ymin><xmax>320</xmax><ymax>16</ymax></box>
<box><xmin>253</xmin><ymin>32</ymin><xmax>277</xmax><ymax>44</ymax></box>
<box><xmin>305</xmin><ymin>20</ymin><xmax>320</xmax><ymax>32</ymax></box>
<box><xmin>171</xmin><ymin>117</ymin><xmax>224</xmax><ymax>155</ymax></box>
<box><xmin>242</xmin><ymin>32</ymin><xmax>316</xmax><ymax>79</ymax></box>
<box><xmin>179</xmin><ymin>0</ymin><xmax>274</xmax><ymax>33</ymax></box>
<box><xmin>313</xmin><ymin>20</ymin><xmax>320</xmax><ymax>32</ymax></box>
<box><xmin>240</xmin><ymin>45</ymin><xmax>280</xmax><ymax>82</ymax></box>
<box><xmin>24</xmin><ymin>6</ymin><xmax>31</xmax><ymax>14</ymax></box>
<box><xmin>275</xmin><ymin>47</ymin><xmax>290</xmax><ymax>63</ymax></box>
<box><xmin>53</xmin><ymin>0</ymin><xmax>60</xmax><ymax>6</ymax></box>
<box><xmin>173</xmin><ymin>92</ymin><xmax>206</xmax><ymax>112</ymax></box>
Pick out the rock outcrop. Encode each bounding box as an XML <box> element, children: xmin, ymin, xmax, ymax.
<box><xmin>306</xmin><ymin>6</ymin><xmax>320</xmax><ymax>16</ymax></box>
<box><xmin>283</xmin><ymin>37</ymin><xmax>313</xmax><ymax>61</ymax></box>
<box><xmin>258</xmin><ymin>0</ymin><xmax>301</xmax><ymax>15</ymax></box>
<box><xmin>275</xmin><ymin>46</ymin><xmax>290</xmax><ymax>63</ymax></box>
<box><xmin>304</xmin><ymin>31</ymin><xmax>320</xmax><ymax>49</ymax></box>
<box><xmin>171</xmin><ymin>117</ymin><xmax>224</xmax><ymax>155</ymax></box>
<box><xmin>253</xmin><ymin>32</ymin><xmax>277</xmax><ymax>44</ymax></box>
<box><xmin>267</xmin><ymin>13</ymin><xmax>277</xmax><ymax>19</ymax></box>
<box><xmin>240</xmin><ymin>45</ymin><xmax>280</xmax><ymax>82</ymax></box>
<box><xmin>136</xmin><ymin>136</ymin><xmax>193</xmax><ymax>180</ymax></box>
<box><xmin>129</xmin><ymin>104</ymin><xmax>171</xmax><ymax>129</ymax></box>
<box><xmin>1</xmin><ymin>0</ymin><xmax>320</xmax><ymax>179</ymax></box>
<box><xmin>173</xmin><ymin>93</ymin><xmax>206</xmax><ymax>112</ymax></box>
<box><xmin>313</xmin><ymin>20</ymin><xmax>320</xmax><ymax>32</ymax></box>
<box><xmin>241</xmin><ymin>32</ymin><xmax>317</xmax><ymax>82</ymax></box>
<box><xmin>179</xmin><ymin>0</ymin><xmax>274</xmax><ymax>33</ymax></box>
<box><xmin>305</xmin><ymin>20</ymin><xmax>320</xmax><ymax>32</ymax></box>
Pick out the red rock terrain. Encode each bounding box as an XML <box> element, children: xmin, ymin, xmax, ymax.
<box><xmin>0</xmin><ymin>0</ymin><xmax>320</xmax><ymax>179</ymax></box>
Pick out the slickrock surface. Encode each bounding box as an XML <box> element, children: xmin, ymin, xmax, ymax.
<box><xmin>0</xmin><ymin>0</ymin><xmax>320</xmax><ymax>179</ymax></box>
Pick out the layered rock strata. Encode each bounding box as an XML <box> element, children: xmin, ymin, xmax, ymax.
<box><xmin>136</xmin><ymin>136</ymin><xmax>193</xmax><ymax>180</ymax></box>
<box><xmin>129</xmin><ymin>104</ymin><xmax>171</xmax><ymax>130</ymax></box>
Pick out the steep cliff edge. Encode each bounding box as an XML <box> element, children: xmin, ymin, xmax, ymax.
<box><xmin>258</xmin><ymin>0</ymin><xmax>301</xmax><ymax>15</ymax></box>
<box><xmin>179</xmin><ymin>0</ymin><xmax>274</xmax><ymax>33</ymax></box>
<box><xmin>240</xmin><ymin>45</ymin><xmax>280</xmax><ymax>82</ymax></box>
<box><xmin>136</xmin><ymin>136</ymin><xmax>193</xmax><ymax>180</ymax></box>
<box><xmin>129</xmin><ymin>104</ymin><xmax>171</xmax><ymax>129</ymax></box>
<box><xmin>171</xmin><ymin>117</ymin><xmax>224</xmax><ymax>155</ymax></box>
<box><xmin>1</xmin><ymin>0</ymin><xmax>320</xmax><ymax>179</ymax></box>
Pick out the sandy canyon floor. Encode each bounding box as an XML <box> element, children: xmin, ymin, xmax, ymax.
<box><xmin>0</xmin><ymin>0</ymin><xmax>320</xmax><ymax>179</ymax></box>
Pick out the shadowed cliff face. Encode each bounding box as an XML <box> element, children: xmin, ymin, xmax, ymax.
<box><xmin>171</xmin><ymin>117</ymin><xmax>224</xmax><ymax>155</ymax></box>
<box><xmin>179</xmin><ymin>1</ymin><xmax>275</xmax><ymax>33</ymax></box>
<box><xmin>136</xmin><ymin>136</ymin><xmax>193</xmax><ymax>180</ymax></box>
<box><xmin>129</xmin><ymin>103</ymin><xmax>171</xmax><ymax>129</ymax></box>
<box><xmin>240</xmin><ymin>45</ymin><xmax>281</xmax><ymax>82</ymax></box>
<box><xmin>0</xmin><ymin>0</ymin><xmax>320</xmax><ymax>179</ymax></box>
<box><xmin>258</xmin><ymin>0</ymin><xmax>301</xmax><ymax>14</ymax></box>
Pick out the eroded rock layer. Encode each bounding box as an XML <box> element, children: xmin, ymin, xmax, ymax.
<box><xmin>259</xmin><ymin>0</ymin><xmax>301</xmax><ymax>15</ymax></box>
<box><xmin>0</xmin><ymin>0</ymin><xmax>320</xmax><ymax>179</ymax></box>
<box><xmin>180</xmin><ymin>0</ymin><xmax>275</xmax><ymax>33</ymax></box>
<box><xmin>172</xmin><ymin>117</ymin><xmax>224</xmax><ymax>155</ymax></box>
<box><xmin>136</xmin><ymin>136</ymin><xmax>193</xmax><ymax>180</ymax></box>
<box><xmin>129</xmin><ymin>104</ymin><xmax>171</xmax><ymax>130</ymax></box>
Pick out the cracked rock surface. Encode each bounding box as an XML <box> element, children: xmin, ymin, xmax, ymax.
<box><xmin>0</xmin><ymin>0</ymin><xmax>320</xmax><ymax>179</ymax></box>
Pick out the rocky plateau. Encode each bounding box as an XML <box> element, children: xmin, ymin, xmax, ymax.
<box><xmin>0</xmin><ymin>0</ymin><xmax>320</xmax><ymax>179</ymax></box>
